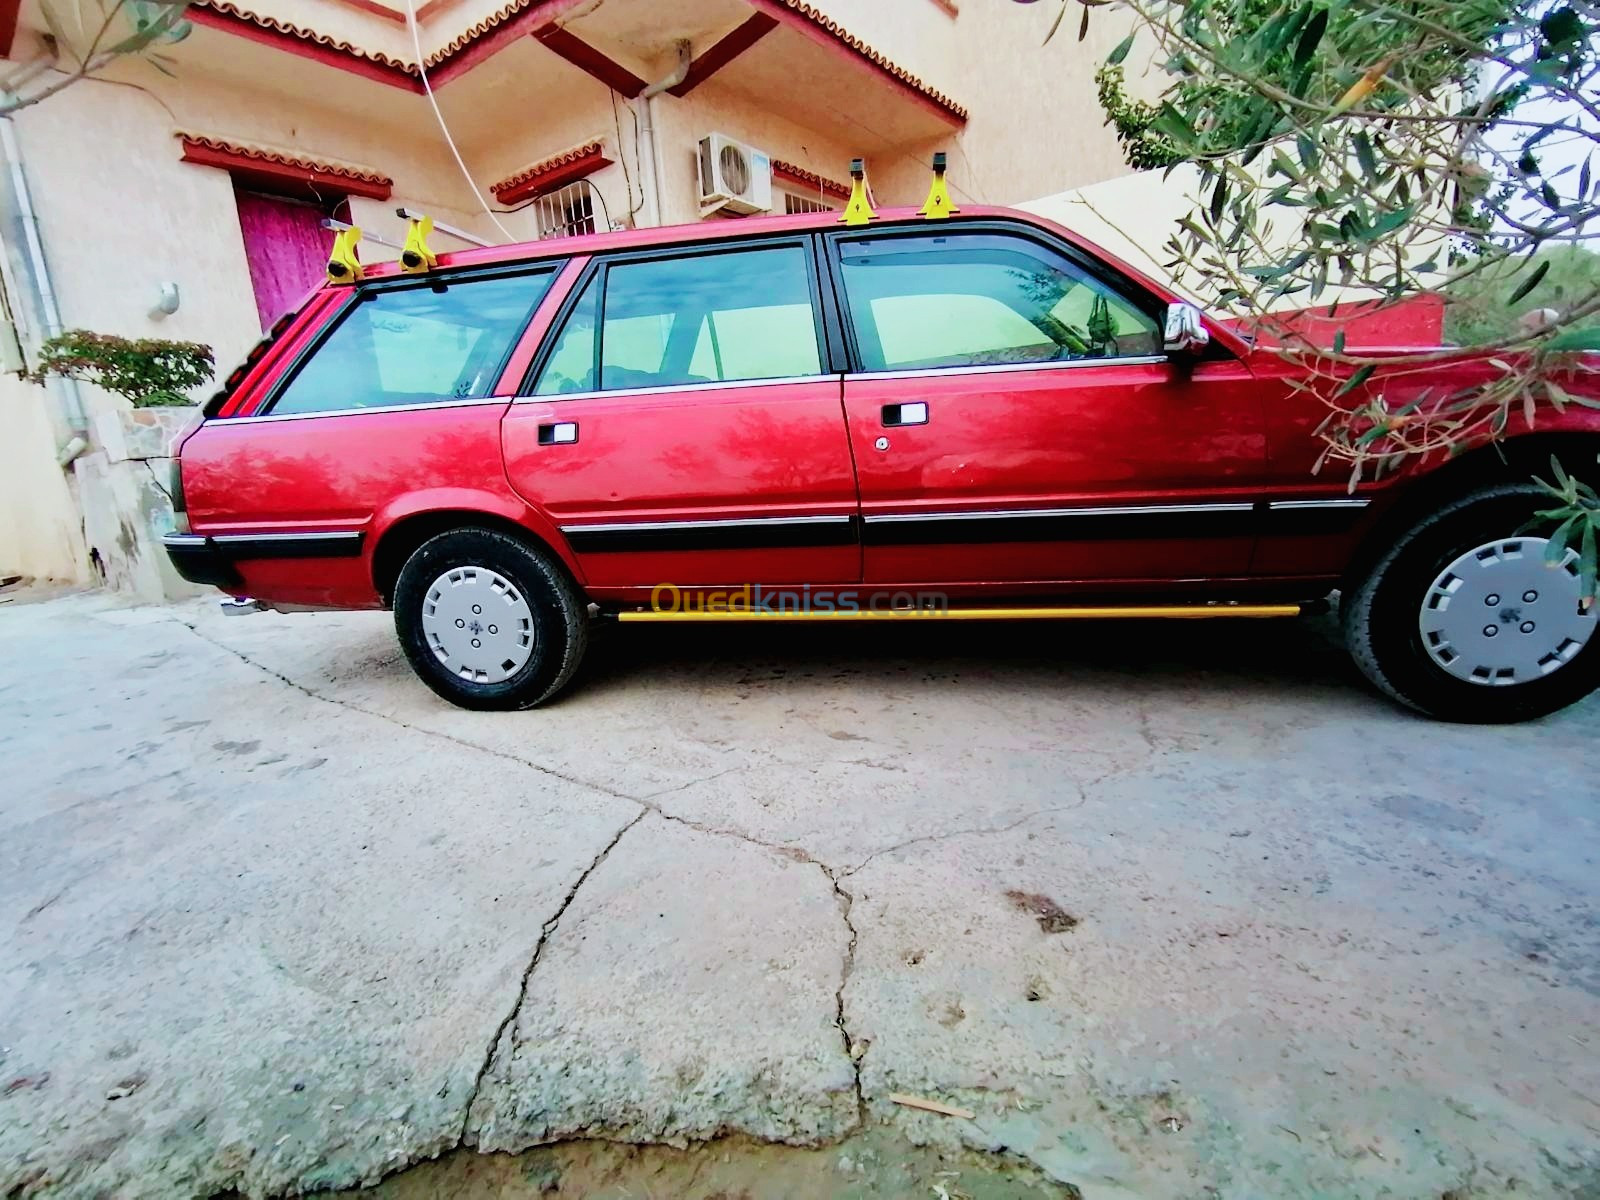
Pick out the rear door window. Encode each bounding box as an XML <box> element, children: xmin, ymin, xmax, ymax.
<box><xmin>531</xmin><ymin>244</ymin><xmax>822</xmax><ymax>395</ymax></box>
<box><xmin>271</xmin><ymin>270</ymin><xmax>554</xmax><ymax>415</ymax></box>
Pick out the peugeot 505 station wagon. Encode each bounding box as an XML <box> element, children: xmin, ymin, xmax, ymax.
<box><xmin>163</xmin><ymin>206</ymin><xmax>1600</xmax><ymax>723</ymax></box>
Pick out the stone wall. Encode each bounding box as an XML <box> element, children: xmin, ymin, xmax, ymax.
<box><xmin>74</xmin><ymin>407</ymin><xmax>202</xmax><ymax>604</ymax></box>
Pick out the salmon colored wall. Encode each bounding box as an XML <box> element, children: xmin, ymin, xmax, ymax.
<box><xmin>654</xmin><ymin>78</ymin><xmax>874</xmax><ymax>225</ymax></box>
<box><xmin>807</xmin><ymin>0</ymin><xmax>1140</xmax><ymax>202</ymax></box>
<box><xmin>0</xmin><ymin>375</ymin><xmax>87</xmax><ymax>580</ymax></box>
<box><xmin>0</xmin><ymin>67</ymin><xmax>491</xmax><ymax>580</ymax></box>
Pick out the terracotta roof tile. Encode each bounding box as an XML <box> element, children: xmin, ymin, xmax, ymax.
<box><xmin>491</xmin><ymin>139</ymin><xmax>607</xmax><ymax>200</ymax></box>
<box><xmin>771</xmin><ymin>159</ymin><xmax>850</xmax><ymax>199</ymax></box>
<box><xmin>425</xmin><ymin>0</ymin><xmax>550</xmax><ymax>67</ymax></box>
<box><xmin>768</xmin><ymin>0</ymin><xmax>967</xmax><ymax>121</ymax></box>
<box><xmin>177</xmin><ymin>133</ymin><xmax>395</xmax><ymax>189</ymax></box>
<box><xmin>193</xmin><ymin>0</ymin><xmax>419</xmax><ymax>74</ymax></box>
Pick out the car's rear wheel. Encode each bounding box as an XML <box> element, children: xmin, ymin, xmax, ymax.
<box><xmin>1343</xmin><ymin>484</ymin><xmax>1600</xmax><ymax>723</ymax></box>
<box><xmin>394</xmin><ymin>527</ymin><xmax>588</xmax><ymax>710</ymax></box>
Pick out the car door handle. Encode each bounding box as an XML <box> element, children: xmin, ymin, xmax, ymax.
<box><xmin>881</xmin><ymin>402</ymin><xmax>928</xmax><ymax>427</ymax></box>
<box><xmin>537</xmin><ymin>421</ymin><xmax>578</xmax><ymax>445</ymax></box>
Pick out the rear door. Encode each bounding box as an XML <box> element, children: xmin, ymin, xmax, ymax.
<box><xmin>501</xmin><ymin>238</ymin><xmax>859</xmax><ymax>593</ymax></box>
<box><xmin>825</xmin><ymin>224</ymin><xmax>1268</xmax><ymax>588</ymax></box>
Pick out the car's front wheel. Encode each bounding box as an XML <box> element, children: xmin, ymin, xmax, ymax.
<box><xmin>393</xmin><ymin>527</ymin><xmax>588</xmax><ymax>710</ymax></box>
<box><xmin>1343</xmin><ymin>483</ymin><xmax>1600</xmax><ymax>723</ymax></box>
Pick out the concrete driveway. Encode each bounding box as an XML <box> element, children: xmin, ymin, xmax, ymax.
<box><xmin>1</xmin><ymin>589</ymin><xmax>1597</xmax><ymax>1199</ymax></box>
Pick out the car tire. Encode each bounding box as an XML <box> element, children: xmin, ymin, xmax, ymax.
<box><xmin>1342</xmin><ymin>483</ymin><xmax>1600</xmax><ymax>723</ymax></box>
<box><xmin>393</xmin><ymin>527</ymin><xmax>588</xmax><ymax>711</ymax></box>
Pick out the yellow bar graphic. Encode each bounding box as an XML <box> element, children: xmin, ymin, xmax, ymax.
<box><xmin>617</xmin><ymin>605</ymin><xmax>1303</xmax><ymax>623</ymax></box>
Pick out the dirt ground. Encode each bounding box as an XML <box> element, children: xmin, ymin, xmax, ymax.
<box><xmin>352</xmin><ymin>1129</ymin><xmax>1077</xmax><ymax>1200</ymax></box>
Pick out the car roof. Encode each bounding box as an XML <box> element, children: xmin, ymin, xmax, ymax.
<box><xmin>357</xmin><ymin>206</ymin><xmax>1081</xmax><ymax>280</ymax></box>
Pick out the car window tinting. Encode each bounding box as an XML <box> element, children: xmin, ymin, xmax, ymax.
<box><xmin>836</xmin><ymin>233</ymin><xmax>1160</xmax><ymax>371</ymax></box>
<box><xmin>271</xmin><ymin>273</ymin><xmax>552</xmax><ymax>415</ymax></box>
<box><xmin>592</xmin><ymin>246</ymin><xmax>821</xmax><ymax>392</ymax></box>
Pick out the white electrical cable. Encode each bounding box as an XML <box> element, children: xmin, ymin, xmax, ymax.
<box><xmin>405</xmin><ymin>0</ymin><xmax>514</xmax><ymax>242</ymax></box>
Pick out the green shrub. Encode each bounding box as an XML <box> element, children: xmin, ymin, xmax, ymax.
<box><xmin>29</xmin><ymin>330</ymin><xmax>214</xmax><ymax>408</ymax></box>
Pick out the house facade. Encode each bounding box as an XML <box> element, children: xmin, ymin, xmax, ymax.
<box><xmin>0</xmin><ymin>0</ymin><xmax>1143</xmax><ymax>594</ymax></box>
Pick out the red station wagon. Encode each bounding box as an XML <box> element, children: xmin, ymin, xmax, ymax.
<box><xmin>163</xmin><ymin>207</ymin><xmax>1600</xmax><ymax>723</ymax></box>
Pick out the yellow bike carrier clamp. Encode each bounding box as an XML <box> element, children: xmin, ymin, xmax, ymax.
<box><xmin>400</xmin><ymin>213</ymin><xmax>437</xmax><ymax>274</ymax></box>
<box><xmin>326</xmin><ymin>224</ymin><xmax>363</xmax><ymax>284</ymax></box>
<box><xmin>839</xmin><ymin>158</ymin><xmax>878</xmax><ymax>226</ymax></box>
<box><xmin>918</xmin><ymin>151</ymin><xmax>959</xmax><ymax>220</ymax></box>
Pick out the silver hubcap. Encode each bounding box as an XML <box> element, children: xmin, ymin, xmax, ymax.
<box><xmin>420</xmin><ymin>567</ymin><xmax>536</xmax><ymax>685</ymax></box>
<box><xmin>1419</xmin><ymin>537</ymin><xmax>1595</xmax><ymax>686</ymax></box>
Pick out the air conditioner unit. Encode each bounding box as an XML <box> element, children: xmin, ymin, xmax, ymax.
<box><xmin>697</xmin><ymin>133</ymin><xmax>772</xmax><ymax>216</ymax></box>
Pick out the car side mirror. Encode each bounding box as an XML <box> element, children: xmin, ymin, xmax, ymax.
<box><xmin>1163</xmin><ymin>303</ymin><xmax>1211</xmax><ymax>356</ymax></box>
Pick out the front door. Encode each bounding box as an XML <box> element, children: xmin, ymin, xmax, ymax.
<box><xmin>827</xmin><ymin>227</ymin><xmax>1268</xmax><ymax>589</ymax></box>
<box><xmin>501</xmin><ymin>239</ymin><xmax>859</xmax><ymax>594</ymax></box>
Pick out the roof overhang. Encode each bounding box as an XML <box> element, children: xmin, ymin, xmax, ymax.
<box><xmin>177</xmin><ymin>133</ymin><xmax>395</xmax><ymax>200</ymax></box>
<box><xmin>155</xmin><ymin>0</ymin><xmax>965</xmax><ymax>132</ymax></box>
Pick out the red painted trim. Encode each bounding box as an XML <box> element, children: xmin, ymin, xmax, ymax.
<box><xmin>427</xmin><ymin>0</ymin><xmax>584</xmax><ymax>86</ymax></box>
<box><xmin>667</xmin><ymin>12</ymin><xmax>777</xmax><ymax>97</ymax></box>
<box><xmin>180</xmin><ymin>136</ymin><xmax>394</xmax><ymax>201</ymax></box>
<box><xmin>492</xmin><ymin>146</ymin><xmax>613</xmax><ymax>206</ymax></box>
<box><xmin>328</xmin><ymin>0</ymin><xmax>406</xmax><ymax>23</ymax></box>
<box><xmin>532</xmin><ymin>24</ymin><xmax>647</xmax><ymax>96</ymax></box>
<box><xmin>743</xmin><ymin>0</ymin><xmax>966</xmax><ymax>125</ymax></box>
<box><xmin>428</xmin><ymin>0</ymin><xmax>592</xmax><ymax>86</ymax></box>
<box><xmin>0</xmin><ymin>0</ymin><xmax>20</xmax><ymax>58</ymax></box>
<box><xmin>772</xmin><ymin>160</ymin><xmax>850</xmax><ymax>200</ymax></box>
<box><xmin>185</xmin><ymin>0</ymin><xmax>664</xmax><ymax>98</ymax></box>
<box><xmin>187</xmin><ymin>5</ymin><xmax>422</xmax><ymax>91</ymax></box>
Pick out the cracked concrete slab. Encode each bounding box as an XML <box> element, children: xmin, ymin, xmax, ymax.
<box><xmin>467</xmin><ymin>814</ymin><xmax>859</xmax><ymax>1151</ymax></box>
<box><xmin>4</xmin><ymin>592</ymin><xmax>1598</xmax><ymax>1199</ymax></box>
<box><xmin>841</xmin><ymin>757</ymin><xmax>1600</xmax><ymax>1197</ymax></box>
<box><xmin>0</xmin><ymin>595</ymin><xmax>639</xmax><ymax>1198</ymax></box>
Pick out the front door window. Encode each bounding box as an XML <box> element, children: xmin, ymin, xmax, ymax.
<box><xmin>836</xmin><ymin>232</ymin><xmax>1161</xmax><ymax>370</ymax></box>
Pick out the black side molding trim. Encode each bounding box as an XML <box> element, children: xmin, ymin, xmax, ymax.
<box><xmin>562</xmin><ymin>517</ymin><xmax>857</xmax><ymax>554</ymax></box>
<box><xmin>862</xmin><ymin>507</ymin><xmax>1256</xmax><ymax>546</ymax></box>
<box><xmin>555</xmin><ymin>499</ymin><xmax>1374</xmax><ymax>556</ymax></box>
<box><xmin>161</xmin><ymin>534</ymin><xmax>242</xmax><ymax>588</ymax></box>
<box><xmin>210</xmin><ymin>532</ymin><xmax>365</xmax><ymax>559</ymax></box>
<box><xmin>161</xmin><ymin>530</ymin><xmax>363</xmax><ymax>588</ymax></box>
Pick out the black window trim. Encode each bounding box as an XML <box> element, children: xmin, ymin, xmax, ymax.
<box><xmin>821</xmin><ymin>217</ymin><xmax>1197</xmax><ymax>375</ymax></box>
<box><xmin>517</xmin><ymin>233</ymin><xmax>841</xmax><ymax>398</ymax></box>
<box><xmin>249</xmin><ymin>261</ymin><xmax>565</xmax><ymax>420</ymax></box>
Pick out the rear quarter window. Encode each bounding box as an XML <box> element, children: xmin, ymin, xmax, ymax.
<box><xmin>270</xmin><ymin>271</ymin><xmax>554</xmax><ymax>415</ymax></box>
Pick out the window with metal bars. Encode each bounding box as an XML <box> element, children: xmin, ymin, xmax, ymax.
<box><xmin>533</xmin><ymin>180</ymin><xmax>598</xmax><ymax>239</ymax></box>
<box><xmin>783</xmin><ymin>192</ymin><xmax>836</xmax><ymax>215</ymax></box>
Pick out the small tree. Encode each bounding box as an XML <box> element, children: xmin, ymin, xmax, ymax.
<box><xmin>1028</xmin><ymin>0</ymin><xmax>1600</xmax><ymax>592</ymax></box>
<box><xmin>30</xmin><ymin>330</ymin><xmax>213</xmax><ymax>407</ymax></box>
<box><xmin>1</xmin><ymin>1</ymin><xmax>192</xmax><ymax>115</ymax></box>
